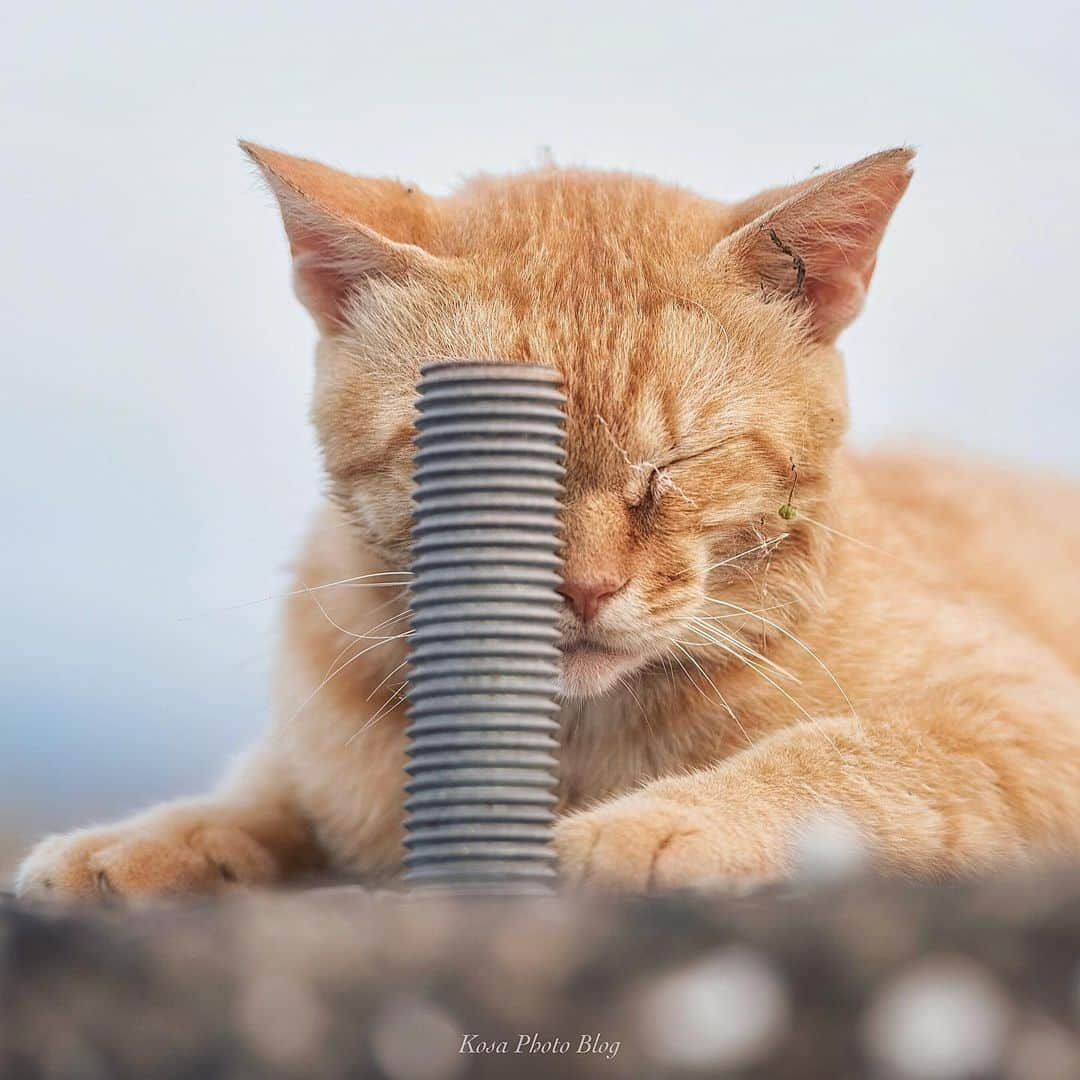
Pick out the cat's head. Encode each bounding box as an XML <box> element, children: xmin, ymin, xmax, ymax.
<box><xmin>246</xmin><ymin>143</ymin><xmax>912</xmax><ymax>699</ymax></box>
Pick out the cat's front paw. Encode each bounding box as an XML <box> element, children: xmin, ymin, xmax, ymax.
<box><xmin>15</xmin><ymin>814</ymin><xmax>278</xmax><ymax>904</ymax></box>
<box><xmin>554</xmin><ymin>794</ymin><xmax>777</xmax><ymax>893</ymax></box>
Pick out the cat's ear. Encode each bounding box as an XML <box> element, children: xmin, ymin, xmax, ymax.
<box><xmin>711</xmin><ymin>149</ymin><xmax>914</xmax><ymax>342</ymax></box>
<box><xmin>241</xmin><ymin>141</ymin><xmax>448</xmax><ymax>332</ymax></box>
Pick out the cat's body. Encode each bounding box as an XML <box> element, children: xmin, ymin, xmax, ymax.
<box><xmin>17</xmin><ymin>147</ymin><xmax>1080</xmax><ymax>899</ymax></box>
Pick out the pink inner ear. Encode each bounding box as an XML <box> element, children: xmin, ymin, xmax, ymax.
<box><xmin>270</xmin><ymin>193</ymin><xmax>371</xmax><ymax>332</ymax></box>
<box><xmin>722</xmin><ymin>149</ymin><xmax>914</xmax><ymax>342</ymax></box>
<box><xmin>284</xmin><ymin>207</ymin><xmax>409</xmax><ymax>332</ymax></box>
<box><xmin>802</xmin><ymin>238</ymin><xmax>883</xmax><ymax>341</ymax></box>
<box><xmin>289</xmin><ymin>247</ymin><xmax>354</xmax><ymax>331</ymax></box>
<box><xmin>243</xmin><ymin>141</ymin><xmax>443</xmax><ymax>333</ymax></box>
<box><xmin>804</xmin><ymin>269</ymin><xmax>869</xmax><ymax>342</ymax></box>
<box><xmin>800</xmin><ymin>159</ymin><xmax>911</xmax><ymax>339</ymax></box>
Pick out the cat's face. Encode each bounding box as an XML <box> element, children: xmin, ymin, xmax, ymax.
<box><xmin>247</xmin><ymin>144</ymin><xmax>911</xmax><ymax>698</ymax></box>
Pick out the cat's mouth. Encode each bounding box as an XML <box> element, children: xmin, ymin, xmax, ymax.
<box><xmin>557</xmin><ymin>638</ymin><xmax>644</xmax><ymax>699</ymax></box>
<box><xmin>559</xmin><ymin>640</ymin><xmax>617</xmax><ymax>658</ymax></box>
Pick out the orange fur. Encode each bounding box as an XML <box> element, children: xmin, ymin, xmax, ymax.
<box><xmin>17</xmin><ymin>145</ymin><xmax>1080</xmax><ymax>901</ymax></box>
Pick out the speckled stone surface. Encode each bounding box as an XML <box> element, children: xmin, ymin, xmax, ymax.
<box><xmin>3</xmin><ymin>874</ymin><xmax>1080</xmax><ymax>1079</ymax></box>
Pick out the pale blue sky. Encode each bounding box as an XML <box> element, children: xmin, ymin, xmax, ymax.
<box><xmin>2</xmin><ymin>1</ymin><xmax>1078</xmax><ymax>865</ymax></box>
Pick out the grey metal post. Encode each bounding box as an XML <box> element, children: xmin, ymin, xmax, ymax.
<box><xmin>403</xmin><ymin>361</ymin><xmax>565</xmax><ymax>894</ymax></box>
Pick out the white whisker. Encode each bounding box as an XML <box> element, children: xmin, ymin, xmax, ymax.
<box><xmin>348</xmin><ymin>681</ymin><xmax>409</xmax><ymax>744</ymax></box>
<box><xmin>702</xmin><ymin>596</ymin><xmax>857</xmax><ymax>720</ymax></box>
<box><xmin>197</xmin><ymin>571</ymin><xmax>414</xmax><ymax>616</ymax></box>
<box><xmin>686</xmin><ymin>617</ymin><xmax>798</xmax><ymax>682</ymax></box>
<box><xmin>702</xmin><ymin>600</ymin><xmax>798</xmax><ymax>621</ymax></box>
<box><xmin>670</xmin><ymin>633</ymin><xmax>788</xmax><ymax>688</ymax></box>
<box><xmin>355</xmin><ymin>608</ymin><xmax>414</xmax><ymax>639</ymax></box>
<box><xmin>800</xmin><ymin>514</ymin><xmax>913</xmax><ymax>569</ymax></box>
<box><xmin>617</xmin><ymin>675</ymin><xmax>653</xmax><ymax>736</ymax></box>
<box><xmin>366</xmin><ymin>658</ymin><xmax>410</xmax><ymax>701</ymax></box>
<box><xmin>678</xmin><ymin>631</ymin><xmax>844</xmax><ymax>758</ymax></box>
<box><xmin>665</xmin><ymin>638</ymin><xmax>751</xmax><ymax>746</ymax></box>
<box><xmin>286</xmin><ymin>631</ymin><xmax>412</xmax><ymax>726</ymax></box>
<box><xmin>705</xmin><ymin>533</ymin><xmax>789</xmax><ymax>571</ymax></box>
<box><xmin>358</xmin><ymin>587</ymin><xmax>413</xmax><ymax>623</ymax></box>
<box><xmin>300</xmin><ymin>584</ymin><xmax>415</xmax><ymax>644</ymax></box>
<box><xmin>667</xmin><ymin>647</ymin><xmax>708</xmax><ymax>703</ymax></box>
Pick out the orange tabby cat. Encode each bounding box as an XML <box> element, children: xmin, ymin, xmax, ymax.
<box><xmin>17</xmin><ymin>144</ymin><xmax>1080</xmax><ymax>900</ymax></box>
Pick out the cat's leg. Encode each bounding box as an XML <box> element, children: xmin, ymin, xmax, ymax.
<box><xmin>14</xmin><ymin>748</ymin><xmax>325</xmax><ymax>903</ymax></box>
<box><xmin>554</xmin><ymin>688</ymin><xmax>1080</xmax><ymax>891</ymax></box>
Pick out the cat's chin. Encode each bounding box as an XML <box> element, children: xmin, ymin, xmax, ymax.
<box><xmin>557</xmin><ymin>642</ymin><xmax>643</xmax><ymax>700</ymax></box>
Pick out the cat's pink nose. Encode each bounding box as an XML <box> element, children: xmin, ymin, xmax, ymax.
<box><xmin>558</xmin><ymin>576</ymin><xmax>627</xmax><ymax>623</ymax></box>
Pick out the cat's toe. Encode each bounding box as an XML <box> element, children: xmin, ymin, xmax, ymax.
<box><xmin>555</xmin><ymin>794</ymin><xmax>781</xmax><ymax>893</ymax></box>
<box><xmin>83</xmin><ymin>834</ymin><xmax>226</xmax><ymax>899</ymax></box>
<box><xmin>555</xmin><ymin>795</ymin><xmax>712</xmax><ymax>892</ymax></box>
<box><xmin>15</xmin><ymin>822</ymin><xmax>277</xmax><ymax>904</ymax></box>
<box><xmin>15</xmin><ymin>830</ymin><xmax>119</xmax><ymax>903</ymax></box>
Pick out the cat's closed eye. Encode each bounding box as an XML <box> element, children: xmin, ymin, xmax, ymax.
<box><xmin>623</xmin><ymin>470</ymin><xmax>648</xmax><ymax>509</ymax></box>
<box><xmin>624</xmin><ymin>467</ymin><xmax>666</xmax><ymax>510</ymax></box>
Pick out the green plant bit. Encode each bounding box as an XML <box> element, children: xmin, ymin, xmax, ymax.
<box><xmin>778</xmin><ymin>459</ymin><xmax>799</xmax><ymax>521</ymax></box>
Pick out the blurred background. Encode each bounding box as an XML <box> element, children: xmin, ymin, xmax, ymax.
<box><xmin>2</xmin><ymin>1</ymin><xmax>1078</xmax><ymax>880</ymax></box>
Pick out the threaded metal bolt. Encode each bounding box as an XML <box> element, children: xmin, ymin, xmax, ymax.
<box><xmin>403</xmin><ymin>361</ymin><xmax>565</xmax><ymax>894</ymax></box>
